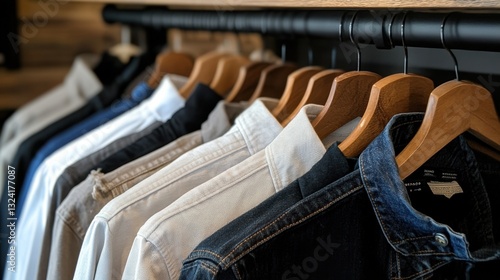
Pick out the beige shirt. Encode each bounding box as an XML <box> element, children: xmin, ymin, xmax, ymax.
<box><xmin>74</xmin><ymin>98</ymin><xmax>283</xmax><ymax>280</ymax></box>
<box><xmin>122</xmin><ymin>105</ymin><xmax>360</xmax><ymax>280</ymax></box>
<box><xmin>46</xmin><ymin>101</ymin><xmax>246</xmax><ymax>280</ymax></box>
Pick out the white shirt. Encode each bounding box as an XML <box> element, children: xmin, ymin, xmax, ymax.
<box><xmin>122</xmin><ymin>105</ymin><xmax>360</xmax><ymax>280</ymax></box>
<box><xmin>5</xmin><ymin>75</ymin><xmax>186</xmax><ymax>280</ymax></box>
<box><xmin>46</xmin><ymin>100</ymin><xmax>246</xmax><ymax>280</ymax></box>
<box><xmin>74</xmin><ymin>98</ymin><xmax>283</xmax><ymax>280</ymax></box>
<box><xmin>0</xmin><ymin>55</ymin><xmax>102</xmax><ymax>201</ymax></box>
<box><xmin>0</xmin><ymin>54</ymin><xmax>101</xmax><ymax>146</ymax></box>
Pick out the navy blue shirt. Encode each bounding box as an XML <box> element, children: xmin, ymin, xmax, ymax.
<box><xmin>181</xmin><ymin>113</ymin><xmax>500</xmax><ymax>280</ymax></box>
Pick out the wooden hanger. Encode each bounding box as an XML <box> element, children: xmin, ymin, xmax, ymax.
<box><xmin>311</xmin><ymin>11</ymin><xmax>382</xmax><ymax>140</ymax></box>
<box><xmin>397</xmin><ymin>13</ymin><xmax>500</xmax><ymax>179</ymax></box>
<box><xmin>225</xmin><ymin>62</ymin><xmax>273</xmax><ymax>103</ymax></box>
<box><xmin>272</xmin><ymin>66</ymin><xmax>324</xmax><ymax>122</ymax></box>
<box><xmin>338</xmin><ymin>73</ymin><xmax>434</xmax><ymax>157</ymax></box>
<box><xmin>210</xmin><ymin>55</ymin><xmax>251</xmax><ymax>97</ymax></box>
<box><xmin>311</xmin><ymin>71</ymin><xmax>381</xmax><ymax>138</ymax></box>
<box><xmin>179</xmin><ymin>52</ymin><xmax>231</xmax><ymax>98</ymax></box>
<box><xmin>281</xmin><ymin>69</ymin><xmax>344</xmax><ymax>126</ymax></box>
<box><xmin>337</xmin><ymin>11</ymin><xmax>435</xmax><ymax>157</ymax></box>
<box><xmin>248</xmin><ymin>63</ymin><xmax>299</xmax><ymax>102</ymax></box>
<box><xmin>147</xmin><ymin>52</ymin><xmax>195</xmax><ymax>88</ymax></box>
<box><xmin>396</xmin><ymin>80</ymin><xmax>500</xmax><ymax>179</ymax></box>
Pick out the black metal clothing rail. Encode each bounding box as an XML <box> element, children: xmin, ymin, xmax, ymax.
<box><xmin>102</xmin><ymin>5</ymin><xmax>500</xmax><ymax>52</ymax></box>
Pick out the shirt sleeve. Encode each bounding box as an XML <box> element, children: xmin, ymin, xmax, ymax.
<box><xmin>47</xmin><ymin>213</ymin><xmax>84</xmax><ymax>280</ymax></box>
<box><xmin>74</xmin><ymin>218</ymin><xmax>113</xmax><ymax>280</ymax></box>
<box><xmin>122</xmin><ymin>236</ymin><xmax>172</xmax><ymax>280</ymax></box>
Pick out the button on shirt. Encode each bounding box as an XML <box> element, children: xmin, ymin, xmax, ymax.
<box><xmin>181</xmin><ymin>113</ymin><xmax>500</xmax><ymax>280</ymax></box>
<box><xmin>74</xmin><ymin>98</ymin><xmax>282</xmax><ymax>280</ymax></box>
<box><xmin>47</xmin><ymin>100</ymin><xmax>246</xmax><ymax>280</ymax></box>
<box><xmin>18</xmin><ymin>82</ymin><xmax>155</xmax><ymax>216</ymax></box>
<box><xmin>5</xmin><ymin>75</ymin><xmax>186</xmax><ymax>280</ymax></box>
<box><xmin>122</xmin><ymin>104</ymin><xmax>360</xmax><ymax>280</ymax></box>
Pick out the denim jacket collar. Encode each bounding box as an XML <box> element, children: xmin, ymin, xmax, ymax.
<box><xmin>358</xmin><ymin>113</ymin><xmax>500</xmax><ymax>270</ymax></box>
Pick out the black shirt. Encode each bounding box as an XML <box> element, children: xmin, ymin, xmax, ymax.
<box><xmin>95</xmin><ymin>83</ymin><xmax>223</xmax><ymax>174</ymax></box>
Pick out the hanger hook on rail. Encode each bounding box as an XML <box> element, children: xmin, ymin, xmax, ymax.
<box><xmin>387</xmin><ymin>12</ymin><xmax>397</xmax><ymax>49</ymax></box>
<box><xmin>441</xmin><ymin>13</ymin><xmax>460</xmax><ymax>81</ymax></box>
<box><xmin>349</xmin><ymin>10</ymin><xmax>361</xmax><ymax>71</ymax></box>
<box><xmin>401</xmin><ymin>11</ymin><xmax>409</xmax><ymax>74</ymax></box>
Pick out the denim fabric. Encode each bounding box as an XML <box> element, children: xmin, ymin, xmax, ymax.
<box><xmin>122</xmin><ymin>105</ymin><xmax>359</xmax><ymax>280</ymax></box>
<box><xmin>181</xmin><ymin>113</ymin><xmax>500</xmax><ymax>280</ymax></box>
<box><xmin>17</xmin><ymin>82</ymin><xmax>154</xmax><ymax>216</ymax></box>
<box><xmin>93</xmin><ymin>83</ymin><xmax>223</xmax><ymax>174</ymax></box>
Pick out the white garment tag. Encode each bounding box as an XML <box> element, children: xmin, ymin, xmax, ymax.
<box><xmin>428</xmin><ymin>181</ymin><xmax>464</xmax><ymax>199</ymax></box>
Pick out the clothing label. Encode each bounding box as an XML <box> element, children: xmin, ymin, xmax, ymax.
<box><xmin>422</xmin><ymin>169</ymin><xmax>459</xmax><ymax>181</ymax></box>
<box><xmin>427</xmin><ymin>181</ymin><xmax>463</xmax><ymax>199</ymax></box>
<box><xmin>404</xmin><ymin>181</ymin><xmax>425</xmax><ymax>194</ymax></box>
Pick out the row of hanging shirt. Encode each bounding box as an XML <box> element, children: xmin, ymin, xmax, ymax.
<box><xmin>1</xmin><ymin>32</ymin><xmax>500</xmax><ymax>280</ymax></box>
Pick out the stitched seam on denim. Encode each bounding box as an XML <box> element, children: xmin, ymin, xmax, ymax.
<box><xmin>392</xmin><ymin>260</ymin><xmax>448</xmax><ymax>280</ymax></box>
<box><xmin>101</xmin><ymin>135</ymin><xmax>246</xmax><ymax>219</ymax></box>
<box><xmin>221</xmin><ymin>185</ymin><xmax>364</xmax><ymax>267</ymax></box>
<box><xmin>147</xmin><ymin>161</ymin><xmax>269</xmax><ymax>234</ymax></box>
<box><xmin>396</xmin><ymin>253</ymin><xmax>401</xmax><ymax>279</ymax></box>
<box><xmin>360</xmin><ymin>156</ymin><xmax>393</xmax><ymax>245</ymax></box>
<box><xmin>190</xmin><ymin>249</ymin><xmax>224</xmax><ymax>260</ymax></box>
<box><xmin>234</xmin><ymin>265</ymin><xmax>243</xmax><ymax>280</ymax></box>
<box><xmin>200</xmin><ymin>263</ymin><xmax>217</xmax><ymax>276</ymax></box>
<box><xmin>392</xmin><ymin>235</ymin><xmax>435</xmax><ymax>244</ymax></box>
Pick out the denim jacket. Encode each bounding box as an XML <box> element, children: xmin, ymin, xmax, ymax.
<box><xmin>180</xmin><ymin>113</ymin><xmax>500</xmax><ymax>280</ymax></box>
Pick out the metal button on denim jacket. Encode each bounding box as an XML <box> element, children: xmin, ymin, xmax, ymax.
<box><xmin>181</xmin><ymin>113</ymin><xmax>500</xmax><ymax>280</ymax></box>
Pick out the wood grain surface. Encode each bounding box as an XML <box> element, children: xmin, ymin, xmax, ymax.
<box><xmin>67</xmin><ymin>0</ymin><xmax>500</xmax><ymax>9</ymax></box>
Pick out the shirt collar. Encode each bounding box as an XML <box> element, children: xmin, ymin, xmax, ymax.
<box><xmin>145</xmin><ymin>75</ymin><xmax>187</xmax><ymax>122</ymax></box>
<box><xmin>201</xmin><ymin>101</ymin><xmax>247</xmax><ymax>143</ymax></box>
<box><xmin>358</xmin><ymin>113</ymin><xmax>499</xmax><ymax>263</ymax></box>
<box><xmin>265</xmin><ymin>104</ymin><xmax>341</xmax><ymax>192</ymax></box>
<box><xmin>232</xmin><ymin>97</ymin><xmax>282</xmax><ymax>155</ymax></box>
<box><xmin>65</xmin><ymin>54</ymin><xmax>103</xmax><ymax>100</ymax></box>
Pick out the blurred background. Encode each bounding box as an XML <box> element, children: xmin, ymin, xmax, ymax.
<box><xmin>0</xmin><ymin>0</ymin><xmax>120</xmax><ymax>127</ymax></box>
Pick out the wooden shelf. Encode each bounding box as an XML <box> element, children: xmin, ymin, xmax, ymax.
<box><xmin>68</xmin><ymin>0</ymin><xmax>500</xmax><ymax>9</ymax></box>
